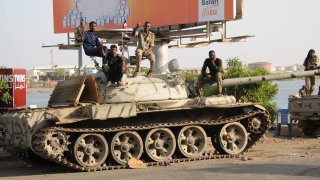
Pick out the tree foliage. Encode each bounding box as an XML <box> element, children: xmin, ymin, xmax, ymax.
<box><xmin>0</xmin><ymin>81</ymin><xmax>12</xmax><ymax>105</ymax></box>
<box><xmin>186</xmin><ymin>57</ymin><xmax>278</xmax><ymax>122</ymax></box>
<box><xmin>0</xmin><ymin>66</ymin><xmax>12</xmax><ymax>106</ymax></box>
<box><xmin>224</xmin><ymin>57</ymin><xmax>278</xmax><ymax>122</ymax></box>
<box><xmin>54</xmin><ymin>69</ymin><xmax>65</xmax><ymax>78</ymax></box>
<box><xmin>183</xmin><ymin>71</ymin><xmax>198</xmax><ymax>82</ymax></box>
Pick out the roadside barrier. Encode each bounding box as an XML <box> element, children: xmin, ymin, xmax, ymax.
<box><xmin>276</xmin><ymin>109</ymin><xmax>292</xmax><ymax>137</ymax></box>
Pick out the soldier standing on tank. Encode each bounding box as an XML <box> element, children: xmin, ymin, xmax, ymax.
<box><xmin>74</xmin><ymin>20</ymin><xmax>84</xmax><ymax>43</ymax></box>
<box><xmin>103</xmin><ymin>45</ymin><xmax>126</xmax><ymax>86</ymax></box>
<box><xmin>132</xmin><ymin>22</ymin><xmax>155</xmax><ymax>77</ymax></box>
<box><xmin>197</xmin><ymin>50</ymin><xmax>224</xmax><ymax>96</ymax></box>
<box><xmin>74</xmin><ymin>19</ymin><xmax>84</xmax><ymax>43</ymax></box>
<box><xmin>303</xmin><ymin>49</ymin><xmax>319</xmax><ymax>95</ymax></box>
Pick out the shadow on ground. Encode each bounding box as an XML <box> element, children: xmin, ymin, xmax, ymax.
<box><xmin>0</xmin><ymin>152</ymin><xmax>75</xmax><ymax>177</ymax></box>
<box><xmin>190</xmin><ymin>163</ymin><xmax>320</xmax><ymax>177</ymax></box>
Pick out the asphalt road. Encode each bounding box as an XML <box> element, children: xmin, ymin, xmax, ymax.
<box><xmin>0</xmin><ymin>150</ymin><xmax>319</xmax><ymax>180</ymax></box>
<box><xmin>1</xmin><ymin>130</ymin><xmax>320</xmax><ymax>180</ymax></box>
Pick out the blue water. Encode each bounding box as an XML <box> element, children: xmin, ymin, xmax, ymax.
<box><xmin>273</xmin><ymin>80</ymin><xmax>320</xmax><ymax>109</ymax></box>
<box><xmin>26</xmin><ymin>80</ymin><xmax>320</xmax><ymax>108</ymax></box>
<box><xmin>27</xmin><ymin>92</ymin><xmax>51</xmax><ymax>108</ymax></box>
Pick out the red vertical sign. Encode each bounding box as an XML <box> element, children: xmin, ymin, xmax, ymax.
<box><xmin>13</xmin><ymin>69</ymin><xmax>26</xmax><ymax>109</ymax></box>
<box><xmin>0</xmin><ymin>68</ymin><xmax>26</xmax><ymax>111</ymax></box>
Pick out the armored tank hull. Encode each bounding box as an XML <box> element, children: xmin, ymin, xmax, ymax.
<box><xmin>0</xmin><ymin>73</ymin><xmax>270</xmax><ymax>171</ymax></box>
<box><xmin>289</xmin><ymin>95</ymin><xmax>320</xmax><ymax>136</ymax></box>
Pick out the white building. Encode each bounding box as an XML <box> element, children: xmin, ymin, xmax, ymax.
<box><xmin>275</xmin><ymin>66</ymin><xmax>285</xmax><ymax>71</ymax></box>
<box><xmin>247</xmin><ymin>62</ymin><xmax>272</xmax><ymax>72</ymax></box>
<box><xmin>285</xmin><ymin>64</ymin><xmax>304</xmax><ymax>72</ymax></box>
<box><xmin>32</xmin><ymin>65</ymin><xmax>97</xmax><ymax>78</ymax></box>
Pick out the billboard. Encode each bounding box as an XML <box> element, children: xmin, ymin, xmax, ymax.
<box><xmin>0</xmin><ymin>69</ymin><xmax>26</xmax><ymax>111</ymax></box>
<box><xmin>53</xmin><ymin>0</ymin><xmax>239</xmax><ymax>33</ymax></box>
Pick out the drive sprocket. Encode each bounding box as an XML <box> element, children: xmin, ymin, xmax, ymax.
<box><xmin>33</xmin><ymin>131</ymin><xmax>70</xmax><ymax>160</ymax></box>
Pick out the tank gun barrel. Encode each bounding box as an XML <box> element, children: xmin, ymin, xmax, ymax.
<box><xmin>216</xmin><ymin>69</ymin><xmax>320</xmax><ymax>88</ymax></box>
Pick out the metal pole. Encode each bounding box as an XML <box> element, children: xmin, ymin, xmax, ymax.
<box><xmin>50</xmin><ymin>49</ymin><xmax>54</xmax><ymax>67</ymax></box>
<box><xmin>154</xmin><ymin>40</ymin><xmax>169</xmax><ymax>74</ymax></box>
<box><xmin>67</xmin><ymin>33</ymin><xmax>70</xmax><ymax>45</ymax></box>
<box><xmin>78</xmin><ymin>46</ymin><xmax>83</xmax><ymax>75</ymax></box>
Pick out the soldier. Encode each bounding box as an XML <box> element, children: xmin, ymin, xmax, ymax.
<box><xmin>197</xmin><ymin>50</ymin><xmax>224</xmax><ymax>96</ymax></box>
<box><xmin>303</xmin><ymin>49</ymin><xmax>319</xmax><ymax>95</ymax></box>
<box><xmin>299</xmin><ymin>85</ymin><xmax>306</xmax><ymax>97</ymax></box>
<box><xmin>83</xmin><ymin>21</ymin><xmax>107</xmax><ymax>58</ymax></box>
<box><xmin>74</xmin><ymin>19</ymin><xmax>84</xmax><ymax>43</ymax></box>
<box><xmin>103</xmin><ymin>45</ymin><xmax>126</xmax><ymax>86</ymax></box>
<box><xmin>132</xmin><ymin>22</ymin><xmax>155</xmax><ymax>77</ymax></box>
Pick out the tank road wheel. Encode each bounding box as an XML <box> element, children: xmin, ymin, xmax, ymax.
<box><xmin>74</xmin><ymin>134</ymin><xmax>108</xmax><ymax>167</ymax></box>
<box><xmin>218</xmin><ymin>122</ymin><xmax>248</xmax><ymax>155</ymax></box>
<box><xmin>302</xmin><ymin>120</ymin><xmax>320</xmax><ymax>137</ymax></box>
<box><xmin>111</xmin><ymin>131</ymin><xmax>143</xmax><ymax>165</ymax></box>
<box><xmin>145</xmin><ymin>128</ymin><xmax>176</xmax><ymax>162</ymax></box>
<box><xmin>177</xmin><ymin>126</ymin><xmax>207</xmax><ymax>158</ymax></box>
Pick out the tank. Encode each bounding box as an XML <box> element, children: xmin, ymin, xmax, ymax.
<box><xmin>0</xmin><ymin>69</ymin><xmax>318</xmax><ymax>171</ymax></box>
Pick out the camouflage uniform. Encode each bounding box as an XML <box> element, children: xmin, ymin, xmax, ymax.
<box><xmin>74</xmin><ymin>25</ymin><xmax>84</xmax><ymax>43</ymax></box>
<box><xmin>133</xmin><ymin>30</ymin><xmax>155</xmax><ymax>74</ymax></box>
<box><xmin>197</xmin><ymin>58</ymin><xmax>224</xmax><ymax>96</ymax></box>
<box><xmin>303</xmin><ymin>55</ymin><xmax>319</xmax><ymax>95</ymax></box>
<box><xmin>299</xmin><ymin>86</ymin><xmax>306</xmax><ymax>97</ymax></box>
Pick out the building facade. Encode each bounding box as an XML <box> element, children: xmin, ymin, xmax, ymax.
<box><xmin>248</xmin><ymin>62</ymin><xmax>272</xmax><ymax>72</ymax></box>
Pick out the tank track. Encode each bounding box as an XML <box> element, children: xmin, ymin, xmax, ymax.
<box><xmin>30</xmin><ymin>109</ymin><xmax>270</xmax><ymax>172</ymax></box>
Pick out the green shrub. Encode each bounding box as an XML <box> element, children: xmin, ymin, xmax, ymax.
<box><xmin>0</xmin><ymin>66</ymin><xmax>12</xmax><ymax>106</ymax></box>
<box><xmin>224</xmin><ymin>57</ymin><xmax>278</xmax><ymax>123</ymax></box>
<box><xmin>188</xmin><ymin>57</ymin><xmax>278</xmax><ymax>122</ymax></box>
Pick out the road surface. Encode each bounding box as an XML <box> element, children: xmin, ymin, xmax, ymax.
<box><xmin>0</xmin><ymin>130</ymin><xmax>319</xmax><ymax>180</ymax></box>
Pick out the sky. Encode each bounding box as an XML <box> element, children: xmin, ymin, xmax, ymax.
<box><xmin>0</xmin><ymin>0</ymin><xmax>320</xmax><ymax>70</ymax></box>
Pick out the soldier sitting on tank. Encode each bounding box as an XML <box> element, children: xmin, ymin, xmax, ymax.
<box><xmin>197</xmin><ymin>50</ymin><xmax>224</xmax><ymax>96</ymax></box>
<box><xmin>131</xmin><ymin>21</ymin><xmax>155</xmax><ymax>77</ymax></box>
<box><xmin>303</xmin><ymin>49</ymin><xmax>319</xmax><ymax>95</ymax></box>
<box><xmin>102</xmin><ymin>45</ymin><xmax>126</xmax><ymax>86</ymax></box>
<box><xmin>83</xmin><ymin>21</ymin><xmax>108</xmax><ymax>58</ymax></box>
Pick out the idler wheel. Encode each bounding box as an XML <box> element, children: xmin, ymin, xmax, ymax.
<box><xmin>177</xmin><ymin>126</ymin><xmax>207</xmax><ymax>158</ymax></box>
<box><xmin>73</xmin><ymin>133</ymin><xmax>108</xmax><ymax>167</ymax></box>
<box><xmin>145</xmin><ymin>128</ymin><xmax>176</xmax><ymax>162</ymax></box>
<box><xmin>111</xmin><ymin>131</ymin><xmax>143</xmax><ymax>165</ymax></box>
<box><xmin>218</xmin><ymin>122</ymin><xmax>248</xmax><ymax>154</ymax></box>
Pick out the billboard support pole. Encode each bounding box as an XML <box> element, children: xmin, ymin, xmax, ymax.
<box><xmin>78</xmin><ymin>47</ymin><xmax>83</xmax><ymax>75</ymax></box>
<box><xmin>154</xmin><ymin>40</ymin><xmax>169</xmax><ymax>74</ymax></box>
<box><xmin>221</xmin><ymin>21</ymin><xmax>227</xmax><ymax>41</ymax></box>
<box><xmin>206</xmin><ymin>22</ymin><xmax>210</xmax><ymax>39</ymax></box>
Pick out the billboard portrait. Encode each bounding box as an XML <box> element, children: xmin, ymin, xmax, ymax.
<box><xmin>53</xmin><ymin>0</ymin><xmax>238</xmax><ymax>33</ymax></box>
